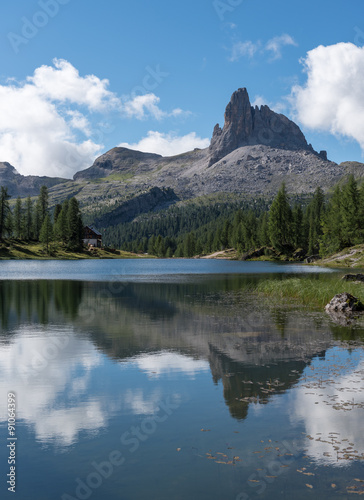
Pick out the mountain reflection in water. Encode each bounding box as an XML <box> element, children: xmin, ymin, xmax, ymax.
<box><xmin>0</xmin><ymin>274</ymin><xmax>363</xmax><ymax>499</ymax></box>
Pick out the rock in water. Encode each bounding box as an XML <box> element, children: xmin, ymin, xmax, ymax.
<box><xmin>208</xmin><ymin>87</ymin><xmax>311</xmax><ymax>167</ymax></box>
<box><xmin>325</xmin><ymin>293</ymin><xmax>364</xmax><ymax>314</ymax></box>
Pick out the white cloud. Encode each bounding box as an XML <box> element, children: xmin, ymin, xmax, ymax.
<box><xmin>229</xmin><ymin>34</ymin><xmax>297</xmax><ymax>62</ymax></box>
<box><xmin>0</xmin><ymin>60</ymin><xmax>115</xmax><ymax>177</ymax></box>
<box><xmin>229</xmin><ymin>41</ymin><xmax>260</xmax><ymax>62</ymax></box>
<box><xmin>119</xmin><ymin>131</ymin><xmax>210</xmax><ymax>157</ymax></box>
<box><xmin>291</xmin><ymin>43</ymin><xmax>364</xmax><ymax>151</ymax></box>
<box><xmin>0</xmin><ymin>59</ymin><xmax>189</xmax><ymax>177</ymax></box>
<box><xmin>265</xmin><ymin>34</ymin><xmax>297</xmax><ymax>61</ymax></box>
<box><xmin>66</xmin><ymin>110</ymin><xmax>92</xmax><ymax>135</ymax></box>
<box><xmin>123</xmin><ymin>94</ymin><xmax>186</xmax><ymax>120</ymax></box>
<box><xmin>29</xmin><ymin>58</ymin><xmax>122</xmax><ymax>112</ymax></box>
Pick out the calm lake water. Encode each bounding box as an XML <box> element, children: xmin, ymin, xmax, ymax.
<box><xmin>0</xmin><ymin>260</ymin><xmax>363</xmax><ymax>499</ymax></box>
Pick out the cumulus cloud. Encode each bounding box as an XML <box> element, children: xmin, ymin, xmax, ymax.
<box><xmin>29</xmin><ymin>58</ymin><xmax>122</xmax><ymax>112</ymax></box>
<box><xmin>0</xmin><ymin>59</ymin><xmax>118</xmax><ymax>178</ymax></box>
<box><xmin>123</xmin><ymin>94</ymin><xmax>186</xmax><ymax>120</ymax></box>
<box><xmin>0</xmin><ymin>59</ymin><xmax>189</xmax><ymax>177</ymax></box>
<box><xmin>291</xmin><ymin>43</ymin><xmax>364</xmax><ymax>151</ymax></box>
<box><xmin>119</xmin><ymin>131</ymin><xmax>210</xmax><ymax>157</ymax></box>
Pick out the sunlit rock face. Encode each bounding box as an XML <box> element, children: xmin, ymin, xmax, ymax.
<box><xmin>208</xmin><ymin>87</ymin><xmax>311</xmax><ymax>167</ymax></box>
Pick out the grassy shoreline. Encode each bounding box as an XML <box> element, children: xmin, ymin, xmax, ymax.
<box><xmin>0</xmin><ymin>240</ymin><xmax>150</xmax><ymax>260</ymax></box>
<box><xmin>251</xmin><ymin>276</ymin><xmax>364</xmax><ymax>309</ymax></box>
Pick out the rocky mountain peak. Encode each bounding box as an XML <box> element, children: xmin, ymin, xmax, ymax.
<box><xmin>0</xmin><ymin>161</ymin><xmax>19</xmax><ymax>178</ymax></box>
<box><xmin>208</xmin><ymin>87</ymin><xmax>312</xmax><ymax>166</ymax></box>
<box><xmin>73</xmin><ymin>147</ymin><xmax>162</xmax><ymax>181</ymax></box>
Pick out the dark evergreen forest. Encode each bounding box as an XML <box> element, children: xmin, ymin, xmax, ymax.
<box><xmin>0</xmin><ymin>174</ymin><xmax>362</xmax><ymax>259</ymax></box>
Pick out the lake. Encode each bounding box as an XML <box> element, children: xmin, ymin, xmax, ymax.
<box><xmin>0</xmin><ymin>259</ymin><xmax>363</xmax><ymax>499</ymax></box>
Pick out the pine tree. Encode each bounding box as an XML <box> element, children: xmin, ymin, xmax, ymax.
<box><xmin>54</xmin><ymin>199</ymin><xmax>69</xmax><ymax>244</ymax></box>
<box><xmin>184</xmin><ymin>232</ymin><xmax>196</xmax><ymax>257</ymax></box>
<box><xmin>34</xmin><ymin>186</ymin><xmax>49</xmax><ymax>240</ymax></box>
<box><xmin>220</xmin><ymin>220</ymin><xmax>231</xmax><ymax>249</ymax></box>
<box><xmin>175</xmin><ymin>243</ymin><xmax>184</xmax><ymax>257</ymax></box>
<box><xmin>6</xmin><ymin>210</ymin><xmax>13</xmax><ymax>238</ymax></box>
<box><xmin>24</xmin><ymin>196</ymin><xmax>33</xmax><ymax>241</ymax></box>
<box><xmin>292</xmin><ymin>204</ymin><xmax>304</xmax><ymax>249</ymax></box>
<box><xmin>39</xmin><ymin>214</ymin><xmax>53</xmax><ymax>254</ymax></box>
<box><xmin>147</xmin><ymin>235</ymin><xmax>156</xmax><ymax>255</ymax></box>
<box><xmin>341</xmin><ymin>175</ymin><xmax>360</xmax><ymax>246</ymax></box>
<box><xmin>242</xmin><ymin>211</ymin><xmax>257</xmax><ymax>249</ymax></box>
<box><xmin>67</xmin><ymin>197</ymin><xmax>83</xmax><ymax>251</ymax></box>
<box><xmin>321</xmin><ymin>185</ymin><xmax>343</xmax><ymax>254</ymax></box>
<box><xmin>268</xmin><ymin>183</ymin><xmax>293</xmax><ymax>251</ymax></box>
<box><xmin>13</xmin><ymin>197</ymin><xmax>23</xmax><ymax>239</ymax></box>
<box><xmin>38</xmin><ymin>186</ymin><xmax>49</xmax><ymax>223</ymax></box>
<box><xmin>307</xmin><ymin>187</ymin><xmax>325</xmax><ymax>254</ymax></box>
<box><xmin>257</xmin><ymin>212</ymin><xmax>270</xmax><ymax>247</ymax></box>
<box><xmin>54</xmin><ymin>204</ymin><xmax>62</xmax><ymax>223</ymax></box>
<box><xmin>0</xmin><ymin>186</ymin><xmax>11</xmax><ymax>241</ymax></box>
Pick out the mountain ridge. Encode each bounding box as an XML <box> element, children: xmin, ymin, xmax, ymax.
<box><xmin>1</xmin><ymin>87</ymin><xmax>364</xmax><ymax>229</ymax></box>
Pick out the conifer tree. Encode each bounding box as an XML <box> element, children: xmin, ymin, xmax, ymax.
<box><xmin>306</xmin><ymin>187</ymin><xmax>325</xmax><ymax>254</ymax></box>
<box><xmin>257</xmin><ymin>212</ymin><xmax>270</xmax><ymax>247</ymax></box>
<box><xmin>67</xmin><ymin>197</ymin><xmax>83</xmax><ymax>251</ymax></box>
<box><xmin>54</xmin><ymin>204</ymin><xmax>62</xmax><ymax>223</ymax></box>
<box><xmin>220</xmin><ymin>220</ymin><xmax>231</xmax><ymax>249</ymax></box>
<box><xmin>54</xmin><ymin>199</ymin><xmax>69</xmax><ymax>244</ymax></box>
<box><xmin>292</xmin><ymin>204</ymin><xmax>304</xmax><ymax>249</ymax></box>
<box><xmin>268</xmin><ymin>183</ymin><xmax>293</xmax><ymax>251</ymax></box>
<box><xmin>34</xmin><ymin>185</ymin><xmax>49</xmax><ymax>240</ymax></box>
<box><xmin>184</xmin><ymin>232</ymin><xmax>196</xmax><ymax>257</ymax></box>
<box><xmin>0</xmin><ymin>186</ymin><xmax>11</xmax><ymax>241</ymax></box>
<box><xmin>321</xmin><ymin>185</ymin><xmax>343</xmax><ymax>254</ymax></box>
<box><xmin>24</xmin><ymin>196</ymin><xmax>33</xmax><ymax>241</ymax></box>
<box><xmin>39</xmin><ymin>214</ymin><xmax>53</xmax><ymax>254</ymax></box>
<box><xmin>340</xmin><ymin>175</ymin><xmax>360</xmax><ymax>246</ymax></box>
<box><xmin>13</xmin><ymin>197</ymin><xmax>23</xmax><ymax>239</ymax></box>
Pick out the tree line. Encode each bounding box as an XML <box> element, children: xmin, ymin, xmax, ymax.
<box><xmin>108</xmin><ymin>175</ymin><xmax>364</xmax><ymax>258</ymax></box>
<box><xmin>1</xmin><ymin>174</ymin><xmax>362</xmax><ymax>258</ymax></box>
<box><xmin>0</xmin><ymin>186</ymin><xmax>84</xmax><ymax>253</ymax></box>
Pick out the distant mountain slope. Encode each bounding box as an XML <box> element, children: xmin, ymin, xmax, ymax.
<box><xmin>72</xmin><ymin>88</ymin><xmax>362</xmax><ymax>197</ymax></box>
<box><xmin>0</xmin><ymin>162</ymin><xmax>67</xmax><ymax>197</ymax></box>
<box><xmin>2</xmin><ymin>87</ymin><xmax>364</xmax><ymax>227</ymax></box>
<box><xmin>73</xmin><ymin>147</ymin><xmax>162</xmax><ymax>181</ymax></box>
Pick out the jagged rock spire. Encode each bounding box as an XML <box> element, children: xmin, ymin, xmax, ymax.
<box><xmin>208</xmin><ymin>88</ymin><xmax>311</xmax><ymax>167</ymax></box>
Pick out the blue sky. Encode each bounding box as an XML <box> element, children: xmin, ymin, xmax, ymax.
<box><xmin>0</xmin><ymin>0</ymin><xmax>363</xmax><ymax>177</ymax></box>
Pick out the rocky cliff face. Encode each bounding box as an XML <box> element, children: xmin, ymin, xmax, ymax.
<box><xmin>208</xmin><ymin>88</ymin><xmax>312</xmax><ymax>166</ymax></box>
<box><xmin>0</xmin><ymin>162</ymin><xmax>66</xmax><ymax>197</ymax></box>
